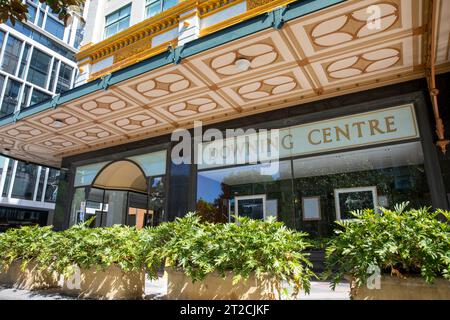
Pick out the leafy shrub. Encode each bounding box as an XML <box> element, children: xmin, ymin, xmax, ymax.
<box><xmin>325</xmin><ymin>203</ymin><xmax>450</xmax><ymax>289</ymax></box>
<box><xmin>0</xmin><ymin>225</ymin><xmax>55</xmax><ymax>271</ymax></box>
<box><xmin>44</xmin><ymin>223</ymin><xmax>152</xmax><ymax>278</ymax></box>
<box><xmin>142</xmin><ymin>213</ymin><xmax>315</xmax><ymax>298</ymax></box>
<box><xmin>308</xmin><ymin>237</ymin><xmax>334</xmax><ymax>251</ymax></box>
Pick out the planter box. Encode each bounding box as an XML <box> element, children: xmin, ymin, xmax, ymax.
<box><xmin>166</xmin><ymin>268</ymin><xmax>278</xmax><ymax>300</ymax></box>
<box><xmin>61</xmin><ymin>265</ymin><xmax>145</xmax><ymax>300</ymax></box>
<box><xmin>0</xmin><ymin>260</ymin><xmax>58</xmax><ymax>291</ymax></box>
<box><xmin>351</xmin><ymin>275</ymin><xmax>450</xmax><ymax>300</ymax></box>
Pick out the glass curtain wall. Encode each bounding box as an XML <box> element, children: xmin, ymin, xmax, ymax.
<box><xmin>0</xmin><ymin>22</ymin><xmax>76</xmax><ymax>118</ymax></box>
<box><xmin>0</xmin><ymin>156</ymin><xmax>60</xmax><ymax>204</ymax></box>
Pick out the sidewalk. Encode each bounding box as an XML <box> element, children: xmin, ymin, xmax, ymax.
<box><xmin>0</xmin><ymin>277</ymin><xmax>350</xmax><ymax>300</ymax></box>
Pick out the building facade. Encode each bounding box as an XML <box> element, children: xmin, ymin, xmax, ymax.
<box><xmin>0</xmin><ymin>0</ymin><xmax>449</xmax><ymax>236</ymax></box>
<box><xmin>0</xmin><ymin>0</ymin><xmax>88</xmax><ymax>230</ymax></box>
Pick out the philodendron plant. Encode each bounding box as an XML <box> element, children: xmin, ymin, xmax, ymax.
<box><xmin>142</xmin><ymin>212</ymin><xmax>316</xmax><ymax>299</ymax></box>
<box><xmin>44</xmin><ymin>222</ymin><xmax>154</xmax><ymax>279</ymax></box>
<box><xmin>0</xmin><ymin>225</ymin><xmax>55</xmax><ymax>272</ymax></box>
<box><xmin>325</xmin><ymin>202</ymin><xmax>450</xmax><ymax>290</ymax></box>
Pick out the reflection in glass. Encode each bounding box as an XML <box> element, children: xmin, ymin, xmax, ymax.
<box><xmin>197</xmin><ymin>161</ymin><xmax>294</xmax><ymax>227</ymax></box>
<box><xmin>27</xmin><ymin>48</ymin><xmax>52</xmax><ymax>88</ymax></box>
<box><xmin>1</xmin><ymin>79</ymin><xmax>21</xmax><ymax>117</ymax></box>
<box><xmin>1</xmin><ymin>35</ymin><xmax>22</xmax><ymax>75</ymax></box>
<box><xmin>11</xmin><ymin>161</ymin><xmax>39</xmax><ymax>200</ymax></box>
<box><xmin>2</xmin><ymin>160</ymin><xmax>14</xmax><ymax>197</ymax></box>
<box><xmin>293</xmin><ymin>141</ymin><xmax>431</xmax><ymax>237</ymax></box>
<box><xmin>44</xmin><ymin>168</ymin><xmax>60</xmax><ymax>202</ymax></box>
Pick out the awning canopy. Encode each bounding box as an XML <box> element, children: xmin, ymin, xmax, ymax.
<box><xmin>0</xmin><ymin>0</ymin><xmax>449</xmax><ymax>168</ymax></box>
<box><xmin>92</xmin><ymin>160</ymin><xmax>148</xmax><ymax>193</ymax></box>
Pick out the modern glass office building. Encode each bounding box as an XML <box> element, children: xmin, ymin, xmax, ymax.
<box><xmin>0</xmin><ymin>0</ymin><xmax>449</xmax><ymax>236</ymax></box>
<box><xmin>0</xmin><ymin>0</ymin><xmax>87</xmax><ymax>230</ymax></box>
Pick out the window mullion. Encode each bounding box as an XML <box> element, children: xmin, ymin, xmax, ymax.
<box><xmin>0</xmin><ymin>32</ymin><xmax>9</xmax><ymax>67</ymax></box>
<box><xmin>41</xmin><ymin>168</ymin><xmax>49</xmax><ymax>202</ymax></box>
<box><xmin>33</xmin><ymin>166</ymin><xmax>42</xmax><ymax>201</ymax></box>
<box><xmin>0</xmin><ymin>157</ymin><xmax>9</xmax><ymax>196</ymax></box>
<box><xmin>7</xmin><ymin>160</ymin><xmax>18</xmax><ymax>198</ymax></box>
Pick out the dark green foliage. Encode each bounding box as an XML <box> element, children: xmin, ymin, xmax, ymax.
<box><xmin>325</xmin><ymin>203</ymin><xmax>450</xmax><ymax>289</ymax></box>
<box><xmin>143</xmin><ymin>213</ymin><xmax>315</xmax><ymax>297</ymax></box>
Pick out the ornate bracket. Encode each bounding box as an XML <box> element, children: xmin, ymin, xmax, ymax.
<box><xmin>100</xmin><ymin>73</ymin><xmax>112</xmax><ymax>91</ymax></box>
<box><xmin>51</xmin><ymin>94</ymin><xmax>61</xmax><ymax>109</ymax></box>
<box><xmin>269</xmin><ymin>6</ymin><xmax>287</xmax><ymax>30</ymax></box>
<box><xmin>169</xmin><ymin>44</ymin><xmax>184</xmax><ymax>64</ymax></box>
<box><xmin>12</xmin><ymin>110</ymin><xmax>20</xmax><ymax>124</ymax></box>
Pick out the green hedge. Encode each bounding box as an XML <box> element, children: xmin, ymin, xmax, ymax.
<box><xmin>0</xmin><ymin>213</ymin><xmax>315</xmax><ymax>297</ymax></box>
<box><xmin>143</xmin><ymin>213</ymin><xmax>315</xmax><ymax>296</ymax></box>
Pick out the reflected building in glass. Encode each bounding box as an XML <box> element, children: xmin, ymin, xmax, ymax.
<box><xmin>0</xmin><ymin>1</ymin><xmax>88</xmax><ymax>230</ymax></box>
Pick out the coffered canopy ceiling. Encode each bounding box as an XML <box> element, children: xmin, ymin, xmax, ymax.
<box><xmin>1</xmin><ymin>0</ymin><xmax>449</xmax><ymax>168</ymax></box>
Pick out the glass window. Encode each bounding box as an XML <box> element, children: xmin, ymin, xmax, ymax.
<box><xmin>0</xmin><ymin>156</ymin><xmax>5</xmax><ymax>185</ymax></box>
<box><xmin>11</xmin><ymin>160</ymin><xmax>39</xmax><ymax>200</ymax></box>
<box><xmin>26</xmin><ymin>2</ymin><xmax>37</xmax><ymax>23</ymax></box>
<box><xmin>18</xmin><ymin>43</ymin><xmax>31</xmax><ymax>79</ymax></box>
<box><xmin>48</xmin><ymin>60</ymin><xmax>58</xmax><ymax>91</ymax></box>
<box><xmin>74</xmin><ymin>26</ymin><xmax>84</xmax><ymax>49</ymax></box>
<box><xmin>0</xmin><ymin>78</ymin><xmax>22</xmax><ymax>117</ymax></box>
<box><xmin>44</xmin><ymin>16</ymin><xmax>65</xmax><ymax>40</ymax></box>
<box><xmin>104</xmin><ymin>4</ymin><xmax>131</xmax><ymax>39</ymax></box>
<box><xmin>27</xmin><ymin>49</ymin><xmax>52</xmax><ymax>88</ymax></box>
<box><xmin>74</xmin><ymin>161</ymin><xmax>110</xmax><ymax>187</ymax></box>
<box><xmin>69</xmin><ymin>187</ymin><xmax>86</xmax><ymax>226</ymax></box>
<box><xmin>292</xmin><ymin>141</ymin><xmax>430</xmax><ymax>237</ymax></box>
<box><xmin>44</xmin><ymin>168</ymin><xmax>60</xmax><ymax>202</ymax></box>
<box><xmin>55</xmin><ymin>62</ymin><xmax>73</xmax><ymax>93</ymax></box>
<box><xmin>1</xmin><ymin>35</ymin><xmax>23</xmax><ymax>75</ymax></box>
<box><xmin>149</xmin><ymin>176</ymin><xmax>165</xmax><ymax>225</ymax></box>
<box><xmin>20</xmin><ymin>85</ymin><xmax>31</xmax><ymax>110</ymax></box>
<box><xmin>37</xmin><ymin>8</ymin><xmax>45</xmax><ymax>27</ymax></box>
<box><xmin>2</xmin><ymin>160</ymin><xmax>14</xmax><ymax>197</ymax></box>
<box><xmin>197</xmin><ymin>161</ymin><xmax>294</xmax><ymax>225</ymax></box>
<box><xmin>0</xmin><ymin>74</ymin><xmax>5</xmax><ymax>111</ymax></box>
<box><xmin>0</xmin><ymin>30</ymin><xmax>5</xmax><ymax>53</ymax></box>
<box><xmin>0</xmin><ymin>207</ymin><xmax>48</xmax><ymax>231</ymax></box>
<box><xmin>7</xmin><ymin>21</ymin><xmax>75</xmax><ymax>60</ymax></box>
<box><xmin>36</xmin><ymin>168</ymin><xmax>46</xmax><ymax>201</ymax></box>
<box><xmin>128</xmin><ymin>150</ymin><xmax>166</xmax><ymax>177</ymax></box>
<box><xmin>30</xmin><ymin>88</ymin><xmax>51</xmax><ymax>106</ymax></box>
<box><xmin>145</xmin><ymin>0</ymin><xmax>177</xmax><ymax>18</ymax></box>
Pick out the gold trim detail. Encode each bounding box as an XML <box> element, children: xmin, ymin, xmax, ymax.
<box><xmin>88</xmin><ymin>40</ymin><xmax>178</xmax><ymax>81</ymax></box>
<box><xmin>77</xmin><ymin>0</ymin><xmax>298</xmax><ymax>77</ymax></box>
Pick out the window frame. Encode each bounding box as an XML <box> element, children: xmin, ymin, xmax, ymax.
<box><xmin>104</xmin><ymin>4</ymin><xmax>132</xmax><ymax>39</ymax></box>
<box><xmin>145</xmin><ymin>0</ymin><xmax>178</xmax><ymax>19</ymax></box>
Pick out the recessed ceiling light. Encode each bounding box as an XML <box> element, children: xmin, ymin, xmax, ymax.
<box><xmin>235</xmin><ymin>58</ymin><xmax>251</xmax><ymax>71</ymax></box>
<box><xmin>53</xmin><ymin>119</ymin><xmax>64</xmax><ymax>128</ymax></box>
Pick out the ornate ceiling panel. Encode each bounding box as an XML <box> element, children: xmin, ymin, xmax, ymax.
<box><xmin>1</xmin><ymin>0</ymin><xmax>449</xmax><ymax>167</ymax></box>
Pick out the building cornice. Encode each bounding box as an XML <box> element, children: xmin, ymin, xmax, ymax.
<box><xmin>77</xmin><ymin>0</ymin><xmax>298</xmax><ymax>80</ymax></box>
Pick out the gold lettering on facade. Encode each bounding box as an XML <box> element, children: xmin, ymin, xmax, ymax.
<box><xmin>308</xmin><ymin>129</ymin><xmax>322</xmax><ymax>145</ymax></box>
<box><xmin>335</xmin><ymin>124</ymin><xmax>350</xmax><ymax>141</ymax></box>
<box><xmin>322</xmin><ymin>127</ymin><xmax>332</xmax><ymax>143</ymax></box>
<box><xmin>282</xmin><ymin>134</ymin><xmax>293</xmax><ymax>149</ymax></box>
<box><xmin>385</xmin><ymin>116</ymin><xmax>397</xmax><ymax>133</ymax></box>
<box><xmin>368</xmin><ymin>119</ymin><xmax>385</xmax><ymax>136</ymax></box>
<box><xmin>352</xmin><ymin>121</ymin><xmax>366</xmax><ymax>138</ymax></box>
<box><xmin>306</xmin><ymin>114</ymin><xmax>401</xmax><ymax>146</ymax></box>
